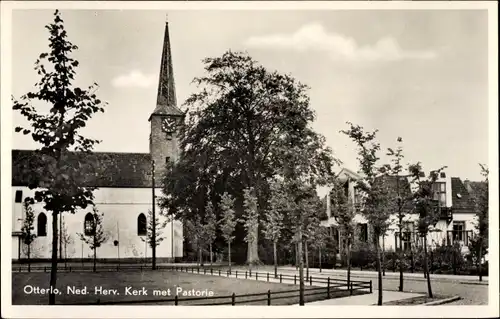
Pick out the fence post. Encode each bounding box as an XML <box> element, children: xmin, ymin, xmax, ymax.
<box><xmin>231</xmin><ymin>293</ymin><xmax>235</xmax><ymax>306</ymax></box>
<box><xmin>350</xmin><ymin>282</ymin><xmax>353</xmax><ymax>295</ymax></box>
<box><xmin>370</xmin><ymin>280</ymin><xmax>373</xmax><ymax>293</ymax></box>
<box><xmin>256</xmin><ymin>272</ymin><xmax>258</xmax><ymax>280</ymax></box>
<box><xmin>294</xmin><ymin>275</ymin><xmax>297</xmax><ymax>285</ymax></box>
<box><xmin>267</xmin><ymin>273</ymin><xmax>269</xmax><ymax>282</ymax></box>
<box><xmin>211</xmin><ymin>268</ymin><xmax>213</xmax><ymax>275</ymax></box>
<box><xmin>236</xmin><ymin>270</ymin><xmax>238</xmax><ymax>278</ymax></box>
<box><xmin>44</xmin><ymin>267</ymin><xmax>46</xmax><ymax>273</ymax></box>
<box><xmin>204</xmin><ymin>268</ymin><xmax>206</xmax><ymax>275</ymax></box>
<box><xmin>219</xmin><ymin>269</ymin><xmax>221</xmax><ymax>276</ymax></box>
<box><xmin>309</xmin><ymin>276</ymin><xmax>312</xmax><ymax>286</ymax></box>
<box><xmin>267</xmin><ymin>290</ymin><xmax>271</xmax><ymax>306</ymax></box>
<box><xmin>245</xmin><ymin>271</ymin><xmax>248</xmax><ymax>279</ymax></box>
<box><xmin>327</xmin><ymin>277</ymin><xmax>330</xmax><ymax>299</ymax></box>
<box><xmin>197</xmin><ymin>268</ymin><xmax>200</xmax><ymax>274</ymax></box>
<box><xmin>174</xmin><ymin>295</ymin><xmax>178</xmax><ymax>306</ymax></box>
<box><xmin>280</xmin><ymin>274</ymin><xmax>282</xmax><ymax>283</ymax></box>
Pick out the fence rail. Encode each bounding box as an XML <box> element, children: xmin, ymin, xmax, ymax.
<box><xmin>13</xmin><ymin>264</ymin><xmax>372</xmax><ymax>305</ymax></box>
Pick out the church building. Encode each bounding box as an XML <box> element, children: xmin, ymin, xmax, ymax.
<box><xmin>11</xmin><ymin>21</ymin><xmax>184</xmax><ymax>262</ymax></box>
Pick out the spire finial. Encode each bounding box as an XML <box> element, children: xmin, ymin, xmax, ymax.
<box><xmin>165</xmin><ymin>13</ymin><xmax>169</xmax><ymax>23</ymax></box>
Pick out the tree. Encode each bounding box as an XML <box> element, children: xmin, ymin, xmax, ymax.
<box><xmin>78</xmin><ymin>207</ymin><xmax>108</xmax><ymax>272</ymax></box>
<box><xmin>310</xmin><ymin>225</ymin><xmax>328</xmax><ymax>273</ymax></box>
<box><xmin>241</xmin><ymin>187</ymin><xmax>260</xmax><ymax>271</ymax></box>
<box><xmin>219</xmin><ymin>192</ymin><xmax>237</xmax><ymax>273</ymax></box>
<box><xmin>204</xmin><ymin>202</ymin><xmax>217</xmax><ymax>268</ymax></box>
<box><xmin>408</xmin><ymin>163</ymin><xmax>446</xmax><ymax>298</ymax></box>
<box><xmin>21</xmin><ymin>199</ymin><xmax>37</xmax><ymax>272</ymax></box>
<box><xmin>60</xmin><ymin>217</ymin><xmax>73</xmax><ymax>268</ymax></box>
<box><xmin>303</xmin><ymin>200</ymin><xmax>322</xmax><ymax>279</ymax></box>
<box><xmin>140</xmin><ymin>209</ymin><xmax>167</xmax><ymax>256</ymax></box>
<box><xmin>384</xmin><ymin>137</ymin><xmax>412</xmax><ymax>291</ymax></box>
<box><xmin>78</xmin><ymin>208</ymin><xmax>107</xmax><ymax>270</ymax></box>
<box><xmin>12</xmin><ymin>10</ymin><xmax>106</xmax><ymax>304</ymax></box>
<box><xmin>184</xmin><ymin>215</ymin><xmax>205</xmax><ymax>266</ymax></box>
<box><xmin>330</xmin><ymin>178</ymin><xmax>355</xmax><ymax>285</ymax></box>
<box><xmin>342</xmin><ymin>122</ymin><xmax>393</xmax><ymax>305</ymax></box>
<box><xmin>180</xmin><ymin>51</ymin><xmax>335</xmax><ymax>264</ymax></box>
<box><xmin>469</xmin><ymin>164</ymin><xmax>488</xmax><ymax>281</ymax></box>
<box><xmin>262</xmin><ymin>180</ymin><xmax>286</xmax><ymax>278</ymax></box>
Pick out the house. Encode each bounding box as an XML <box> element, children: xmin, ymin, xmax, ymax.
<box><xmin>11</xmin><ymin>21</ymin><xmax>184</xmax><ymax>262</ymax></box>
<box><xmin>321</xmin><ymin>167</ymin><xmax>480</xmax><ymax>255</ymax></box>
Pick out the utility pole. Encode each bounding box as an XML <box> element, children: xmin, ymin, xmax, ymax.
<box><xmin>152</xmin><ymin>160</ymin><xmax>157</xmax><ymax>270</ymax></box>
<box><xmin>171</xmin><ymin>214</ymin><xmax>174</xmax><ymax>262</ymax></box>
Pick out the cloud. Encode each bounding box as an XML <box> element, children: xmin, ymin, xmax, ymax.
<box><xmin>244</xmin><ymin>23</ymin><xmax>437</xmax><ymax>62</ymax></box>
<box><xmin>111</xmin><ymin>70</ymin><xmax>156</xmax><ymax>88</ymax></box>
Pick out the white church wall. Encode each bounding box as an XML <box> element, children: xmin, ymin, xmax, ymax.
<box><xmin>12</xmin><ymin>186</ymin><xmax>183</xmax><ymax>260</ymax></box>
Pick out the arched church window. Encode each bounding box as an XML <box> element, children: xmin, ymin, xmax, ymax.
<box><xmin>138</xmin><ymin>213</ymin><xmax>147</xmax><ymax>236</ymax></box>
<box><xmin>37</xmin><ymin>213</ymin><xmax>47</xmax><ymax>237</ymax></box>
<box><xmin>84</xmin><ymin>213</ymin><xmax>95</xmax><ymax>236</ymax></box>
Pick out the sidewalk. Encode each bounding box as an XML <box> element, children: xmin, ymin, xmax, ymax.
<box><xmin>279</xmin><ymin>266</ymin><xmax>488</xmax><ymax>283</ymax></box>
<box><xmin>306</xmin><ymin>290</ymin><xmax>423</xmax><ymax>305</ymax></box>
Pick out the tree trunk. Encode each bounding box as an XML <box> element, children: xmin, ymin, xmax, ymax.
<box><xmin>198</xmin><ymin>247</ymin><xmax>203</xmax><ymax>267</ymax></box>
<box><xmin>423</xmin><ymin>236</ymin><xmax>433</xmax><ymax>298</ymax></box>
<box><xmin>298</xmin><ymin>231</ymin><xmax>305</xmax><ymax>305</ymax></box>
<box><xmin>273</xmin><ymin>241</ymin><xmax>278</xmax><ymax>278</ymax></box>
<box><xmin>28</xmin><ymin>244</ymin><xmax>31</xmax><ymax>273</ymax></box>
<box><xmin>478</xmin><ymin>243</ymin><xmax>483</xmax><ymax>281</ymax></box>
<box><xmin>305</xmin><ymin>241</ymin><xmax>309</xmax><ymax>279</ymax></box>
<box><xmin>93</xmin><ymin>247</ymin><xmax>97</xmax><ymax>272</ymax></box>
<box><xmin>295</xmin><ymin>243</ymin><xmax>299</xmax><ymax>270</ymax></box>
<box><xmin>228</xmin><ymin>242</ymin><xmax>232</xmax><ymax>274</ymax></box>
<box><xmin>398</xmin><ymin>224</ymin><xmax>404</xmax><ymax>291</ymax></box>
<box><xmin>319</xmin><ymin>248</ymin><xmax>322</xmax><ymax>273</ymax></box>
<box><xmin>382</xmin><ymin>235</ymin><xmax>386</xmax><ymax>276</ymax></box>
<box><xmin>49</xmin><ymin>211</ymin><xmax>58</xmax><ymax>305</ymax></box>
<box><xmin>246</xmin><ymin>225</ymin><xmax>260</xmax><ymax>265</ymax></box>
<box><xmin>210</xmin><ymin>243</ymin><xmax>213</xmax><ymax>268</ymax></box>
<box><xmin>347</xmin><ymin>239</ymin><xmax>351</xmax><ymax>287</ymax></box>
<box><xmin>375</xmin><ymin>236</ymin><xmax>383</xmax><ymax>305</ymax></box>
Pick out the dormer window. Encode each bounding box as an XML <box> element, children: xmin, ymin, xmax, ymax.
<box><xmin>440</xmin><ymin>172</ymin><xmax>446</xmax><ymax>178</ymax></box>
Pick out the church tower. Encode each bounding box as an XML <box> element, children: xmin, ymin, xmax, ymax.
<box><xmin>149</xmin><ymin>20</ymin><xmax>184</xmax><ymax>179</ymax></box>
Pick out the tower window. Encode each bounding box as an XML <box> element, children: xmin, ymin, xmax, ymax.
<box><xmin>15</xmin><ymin>190</ymin><xmax>22</xmax><ymax>203</ymax></box>
<box><xmin>37</xmin><ymin>213</ymin><xmax>47</xmax><ymax>237</ymax></box>
<box><xmin>84</xmin><ymin>213</ymin><xmax>95</xmax><ymax>236</ymax></box>
<box><xmin>138</xmin><ymin>213</ymin><xmax>147</xmax><ymax>236</ymax></box>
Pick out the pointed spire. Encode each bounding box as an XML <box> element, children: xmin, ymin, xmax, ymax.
<box><xmin>151</xmin><ymin>18</ymin><xmax>183</xmax><ymax>118</ymax></box>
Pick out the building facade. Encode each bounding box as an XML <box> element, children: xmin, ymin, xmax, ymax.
<box><xmin>11</xmin><ymin>21</ymin><xmax>184</xmax><ymax>261</ymax></box>
<box><xmin>322</xmin><ymin>167</ymin><xmax>480</xmax><ymax>255</ymax></box>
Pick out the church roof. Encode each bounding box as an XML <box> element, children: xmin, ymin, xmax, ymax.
<box><xmin>151</xmin><ymin>21</ymin><xmax>183</xmax><ymax>118</ymax></box>
<box><xmin>12</xmin><ymin>150</ymin><xmax>154</xmax><ymax>188</ymax></box>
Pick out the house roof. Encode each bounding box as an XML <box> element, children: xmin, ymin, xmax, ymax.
<box><xmin>12</xmin><ymin>149</ymin><xmax>154</xmax><ymax>188</ymax></box>
<box><xmin>451</xmin><ymin>177</ymin><xmax>476</xmax><ymax>212</ymax></box>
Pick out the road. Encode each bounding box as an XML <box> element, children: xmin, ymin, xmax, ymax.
<box><xmin>276</xmin><ymin>267</ymin><xmax>488</xmax><ymax>305</ymax></box>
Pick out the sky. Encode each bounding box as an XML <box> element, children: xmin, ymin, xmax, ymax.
<box><xmin>10</xmin><ymin>9</ymin><xmax>490</xmax><ymax>181</ymax></box>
